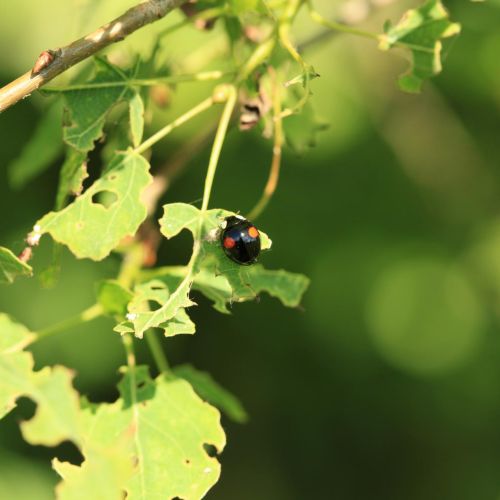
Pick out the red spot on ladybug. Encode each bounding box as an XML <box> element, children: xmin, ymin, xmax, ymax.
<box><xmin>32</xmin><ymin>50</ymin><xmax>55</xmax><ymax>76</ymax></box>
<box><xmin>248</xmin><ymin>226</ymin><xmax>259</xmax><ymax>238</ymax></box>
<box><xmin>223</xmin><ymin>237</ymin><xmax>236</xmax><ymax>249</ymax></box>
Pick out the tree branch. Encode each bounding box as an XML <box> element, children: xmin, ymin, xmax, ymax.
<box><xmin>0</xmin><ymin>0</ymin><xmax>188</xmax><ymax>114</ymax></box>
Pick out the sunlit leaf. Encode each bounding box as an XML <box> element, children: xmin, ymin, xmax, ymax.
<box><xmin>379</xmin><ymin>0</ymin><xmax>461</xmax><ymax>92</ymax></box>
<box><xmin>37</xmin><ymin>151</ymin><xmax>152</xmax><ymax>261</ymax></box>
<box><xmin>0</xmin><ymin>315</ymin><xmax>80</xmax><ymax>446</ymax></box>
<box><xmin>156</xmin><ymin>203</ymin><xmax>309</xmax><ymax>308</ymax></box>
<box><xmin>115</xmin><ymin>279</ymin><xmax>195</xmax><ymax>338</ymax></box>
<box><xmin>54</xmin><ymin>367</ymin><xmax>226</xmax><ymax>500</ymax></box>
<box><xmin>0</xmin><ymin>247</ymin><xmax>32</xmax><ymax>285</ymax></box>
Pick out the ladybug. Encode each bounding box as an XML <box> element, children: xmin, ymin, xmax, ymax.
<box><xmin>220</xmin><ymin>215</ymin><xmax>261</xmax><ymax>265</ymax></box>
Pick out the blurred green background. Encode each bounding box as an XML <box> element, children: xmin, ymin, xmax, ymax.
<box><xmin>2</xmin><ymin>0</ymin><xmax>500</xmax><ymax>499</ymax></box>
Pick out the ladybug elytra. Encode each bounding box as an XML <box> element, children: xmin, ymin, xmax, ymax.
<box><xmin>220</xmin><ymin>215</ymin><xmax>261</xmax><ymax>265</ymax></box>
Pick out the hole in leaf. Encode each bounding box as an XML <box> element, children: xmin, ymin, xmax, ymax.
<box><xmin>91</xmin><ymin>190</ymin><xmax>118</xmax><ymax>209</ymax></box>
<box><xmin>147</xmin><ymin>300</ymin><xmax>162</xmax><ymax>311</ymax></box>
<box><xmin>149</xmin><ymin>284</ymin><xmax>165</xmax><ymax>291</ymax></box>
<box><xmin>184</xmin><ymin>458</ymin><xmax>191</xmax><ymax>466</ymax></box>
<box><xmin>108</xmin><ymin>173</ymin><xmax>118</xmax><ymax>181</ymax></box>
<box><xmin>203</xmin><ymin>444</ymin><xmax>217</xmax><ymax>457</ymax></box>
<box><xmin>53</xmin><ymin>440</ymin><xmax>84</xmax><ymax>466</ymax></box>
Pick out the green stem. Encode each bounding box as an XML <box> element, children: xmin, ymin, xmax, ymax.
<box><xmin>36</xmin><ymin>303</ymin><xmax>103</xmax><ymax>341</ymax></box>
<box><xmin>201</xmin><ymin>85</ymin><xmax>237</xmax><ymax>212</ymax></box>
<box><xmin>145</xmin><ymin>330</ymin><xmax>170</xmax><ymax>373</ymax></box>
<box><xmin>135</xmin><ymin>96</ymin><xmax>215</xmax><ymax>155</ymax></box>
<box><xmin>43</xmin><ymin>71</ymin><xmax>232</xmax><ymax>93</ymax></box>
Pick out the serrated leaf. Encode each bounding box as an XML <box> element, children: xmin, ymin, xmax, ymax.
<box><xmin>379</xmin><ymin>0</ymin><xmax>461</xmax><ymax>92</ymax></box>
<box><xmin>122</xmin><ymin>368</ymin><xmax>225</xmax><ymax>499</ymax></box>
<box><xmin>0</xmin><ymin>315</ymin><xmax>80</xmax><ymax>446</ymax></box>
<box><xmin>0</xmin><ymin>247</ymin><xmax>32</xmax><ymax>285</ymax></box>
<box><xmin>244</xmin><ymin>265</ymin><xmax>310</xmax><ymax>307</ymax></box>
<box><xmin>158</xmin><ymin>203</ymin><xmax>308</xmax><ymax>307</ymax></box>
<box><xmin>37</xmin><ymin>151</ymin><xmax>152</xmax><ymax>261</ymax></box>
<box><xmin>173</xmin><ymin>364</ymin><xmax>248</xmax><ymax>423</ymax></box>
<box><xmin>96</xmin><ymin>280</ymin><xmax>133</xmax><ymax>317</ymax></box>
<box><xmin>62</xmin><ymin>58</ymin><xmax>145</xmax><ymax>152</ymax></box>
<box><xmin>55</xmin><ymin>367</ymin><xmax>225</xmax><ymax>500</ymax></box>
<box><xmin>115</xmin><ymin>279</ymin><xmax>196</xmax><ymax>339</ymax></box>
<box><xmin>55</xmin><ymin>148</ymin><xmax>88</xmax><ymax>210</ymax></box>
<box><xmin>53</xmin><ymin>453</ymin><xmax>132</xmax><ymax>500</ymax></box>
<box><xmin>8</xmin><ymin>101</ymin><xmax>64</xmax><ymax>189</ymax></box>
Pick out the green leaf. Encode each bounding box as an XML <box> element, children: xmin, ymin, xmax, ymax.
<box><xmin>173</xmin><ymin>364</ymin><xmax>248</xmax><ymax>423</ymax></box>
<box><xmin>0</xmin><ymin>247</ymin><xmax>32</xmax><ymax>285</ymax></box>
<box><xmin>8</xmin><ymin>101</ymin><xmax>64</xmax><ymax>189</ymax></box>
<box><xmin>123</xmin><ymin>368</ymin><xmax>225</xmax><ymax>499</ymax></box>
<box><xmin>115</xmin><ymin>279</ymin><xmax>196</xmax><ymax>339</ymax></box>
<box><xmin>62</xmin><ymin>58</ymin><xmax>145</xmax><ymax>152</ymax></box>
<box><xmin>55</xmin><ymin>367</ymin><xmax>226</xmax><ymax>500</ymax></box>
<box><xmin>1</xmin><ymin>316</ymin><xmax>225</xmax><ymax>499</ymax></box>
<box><xmin>96</xmin><ymin>280</ymin><xmax>133</xmax><ymax>317</ymax></box>
<box><xmin>379</xmin><ymin>0</ymin><xmax>461</xmax><ymax>93</ymax></box>
<box><xmin>53</xmin><ymin>453</ymin><xmax>132</xmax><ymax>500</ymax></box>
<box><xmin>37</xmin><ymin>151</ymin><xmax>152</xmax><ymax>261</ymax></box>
<box><xmin>55</xmin><ymin>147</ymin><xmax>88</xmax><ymax>210</ymax></box>
<box><xmin>158</xmin><ymin>203</ymin><xmax>308</xmax><ymax>307</ymax></box>
<box><xmin>0</xmin><ymin>315</ymin><xmax>80</xmax><ymax>446</ymax></box>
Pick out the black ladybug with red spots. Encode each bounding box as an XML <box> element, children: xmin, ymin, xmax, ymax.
<box><xmin>220</xmin><ymin>215</ymin><xmax>261</xmax><ymax>265</ymax></box>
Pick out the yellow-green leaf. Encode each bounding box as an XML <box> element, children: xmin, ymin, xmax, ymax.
<box><xmin>379</xmin><ymin>0</ymin><xmax>461</xmax><ymax>92</ymax></box>
<box><xmin>38</xmin><ymin>151</ymin><xmax>152</xmax><ymax>261</ymax></box>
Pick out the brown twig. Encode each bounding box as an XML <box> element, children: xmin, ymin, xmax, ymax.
<box><xmin>0</xmin><ymin>0</ymin><xmax>188</xmax><ymax>114</ymax></box>
<box><xmin>246</xmin><ymin>69</ymin><xmax>283</xmax><ymax>221</ymax></box>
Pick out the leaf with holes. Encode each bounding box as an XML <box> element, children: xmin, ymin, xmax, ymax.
<box><xmin>62</xmin><ymin>57</ymin><xmax>145</xmax><ymax>152</ymax></box>
<box><xmin>115</xmin><ymin>279</ymin><xmax>196</xmax><ymax>339</ymax></box>
<box><xmin>0</xmin><ymin>314</ymin><xmax>80</xmax><ymax>446</ymax></box>
<box><xmin>55</xmin><ymin>147</ymin><xmax>89</xmax><ymax>210</ymax></box>
<box><xmin>158</xmin><ymin>203</ymin><xmax>308</xmax><ymax>306</ymax></box>
<box><xmin>54</xmin><ymin>366</ymin><xmax>226</xmax><ymax>500</ymax></box>
<box><xmin>37</xmin><ymin>151</ymin><xmax>152</xmax><ymax>261</ymax></box>
<box><xmin>0</xmin><ymin>247</ymin><xmax>32</xmax><ymax>285</ymax></box>
<box><xmin>379</xmin><ymin>0</ymin><xmax>460</xmax><ymax>92</ymax></box>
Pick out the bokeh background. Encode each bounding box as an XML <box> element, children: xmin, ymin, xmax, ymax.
<box><xmin>1</xmin><ymin>0</ymin><xmax>500</xmax><ymax>499</ymax></box>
